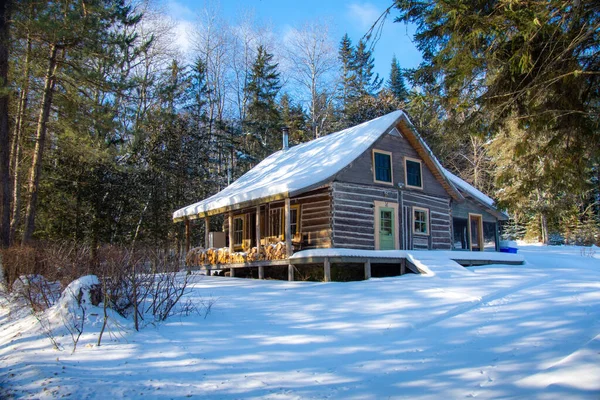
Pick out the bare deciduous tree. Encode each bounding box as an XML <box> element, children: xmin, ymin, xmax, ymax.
<box><xmin>282</xmin><ymin>21</ymin><xmax>339</xmax><ymax>138</ymax></box>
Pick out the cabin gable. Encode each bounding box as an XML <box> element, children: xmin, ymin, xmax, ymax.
<box><xmin>334</xmin><ymin>125</ymin><xmax>450</xmax><ymax>199</ymax></box>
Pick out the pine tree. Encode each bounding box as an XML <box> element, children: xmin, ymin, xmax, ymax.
<box><xmin>280</xmin><ymin>93</ymin><xmax>309</xmax><ymax>145</ymax></box>
<box><xmin>338</xmin><ymin>33</ymin><xmax>357</xmax><ymax>109</ymax></box>
<box><xmin>0</xmin><ymin>0</ymin><xmax>11</xmax><ymax>247</ymax></box>
<box><xmin>395</xmin><ymin>0</ymin><xmax>600</xmax><ymax>238</ymax></box>
<box><xmin>387</xmin><ymin>55</ymin><xmax>407</xmax><ymax>103</ymax></box>
<box><xmin>353</xmin><ymin>40</ymin><xmax>382</xmax><ymax>97</ymax></box>
<box><xmin>244</xmin><ymin>45</ymin><xmax>282</xmax><ymax>158</ymax></box>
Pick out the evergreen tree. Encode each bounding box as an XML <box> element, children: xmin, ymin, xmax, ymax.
<box><xmin>387</xmin><ymin>55</ymin><xmax>407</xmax><ymax>102</ymax></box>
<box><xmin>395</xmin><ymin>0</ymin><xmax>600</xmax><ymax>242</ymax></box>
<box><xmin>353</xmin><ymin>40</ymin><xmax>382</xmax><ymax>96</ymax></box>
<box><xmin>0</xmin><ymin>0</ymin><xmax>10</xmax><ymax>247</ymax></box>
<box><xmin>338</xmin><ymin>33</ymin><xmax>357</xmax><ymax>109</ymax></box>
<box><xmin>280</xmin><ymin>93</ymin><xmax>309</xmax><ymax>145</ymax></box>
<box><xmin>244</xmin><ymin>45</ymin><xmax>282</xmax><ymax>158</ymax></box>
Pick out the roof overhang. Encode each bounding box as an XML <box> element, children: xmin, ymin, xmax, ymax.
<box><xmin>173</xmin><ymin>191</ymin><xmax>290</xmax><ymax>222</ymax></box>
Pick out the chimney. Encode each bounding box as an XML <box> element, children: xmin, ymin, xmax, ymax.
<box><xmin>282</xmin><ymin>126</ymin><xmax>289</xmax><ymax>150</ymax></box>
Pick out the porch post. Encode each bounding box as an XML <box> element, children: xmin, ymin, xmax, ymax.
<box><xmin>284</xmin><ymin>197</ymin><xmax>292</xmax><ymax>258</ymax></box>
<box><xmin>258</xmin><ymin>266</ymin><xmax>264</xmax><ymax>279</ymax></box>
<box><xmin>288</xmin><ymin>264</ymin><xmax>294</xmax><ymax>281</ymax></box>
<box><xmin>185</xmin><ymin>219</ymin><xmax>191</xmax><ymax>253</ymax></box>
<box><xmin>256</xmin><ymin>205</ymin><xmax>261</xmax><ymax>257</ymax></box>
<box><xmin>400</xmin><ymin>258</ymin><xmax>406</xmax><ymax>275</ymax></box>
<box><xmin>204</xmin><ymin>216</ymin><xmax>210</xmax><ymax>248</ymax></box>
<box><xmin>324</xmin><ymin>257</ymin><xmax>331</xmax><ymax>282</ymax></box>
<box><xmin>364</xmin><ymin>259</ymin><xmax>371</xmax><ymax>280</ymax></box>
<box><xmin>228</xmin><ymin>211</ymin><xmax>234</xmax><ymax>254</ymax></box>
<box><xmin>230</xmin><ymin>267</ymin><xmax>235</xmax><ymax>277</ymax></box>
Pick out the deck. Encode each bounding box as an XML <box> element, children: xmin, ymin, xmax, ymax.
<box><xmin>187</xmin><ymin>248</ymin><xmax>525</xmax><ymax>281</ymax></box>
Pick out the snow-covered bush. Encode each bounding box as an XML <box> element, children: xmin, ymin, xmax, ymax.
<box><xmin>11</xmin><ymin>274</ymin><xmax>61</xmax><ymax>311</ymax></box>
<box><xmin>96</xmin><ymin>248</ymin><xmax>199</xmax><ymax>331</ymax></box>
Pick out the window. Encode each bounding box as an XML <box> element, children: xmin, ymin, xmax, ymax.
<box><xmin>373</xmin><ymin>150</ymin><xmax>393</xmax><ymax>184</ymax></box>
<box><xmin>269</xmin><ymin>208</ymin><xmax>283</xmax><ymax>239</ymax></box>
<box><xmin>269</xmin><ymin>205</ymin><xmax>301</xmax><ymax>241</ymax></box>
<box><xmin>380</xmin><ymin>210</ymin><xmax>393</xmax><ymax>235</ymax></box>
<box><xmin>290</xmin><ymin>205</ymin><xmax>301</xmax><ymax>238</ymax></box>
<box><xmin>413</xmin><ymin>207</ymin><xmax>429</xmax><ymax>235</ymax></box>
<box><xmin>405</xmin><ymin>158</ymin><xmax>423</xmax><ymax>189</ymax></box>
<box><xmin>233</xmin><ymin>217</ymin><xmax>244</xmax><ymax>246</ymax></box>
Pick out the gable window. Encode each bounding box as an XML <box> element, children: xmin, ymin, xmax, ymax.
<box><xmin>405</xmin><ymin>158</ymin><xmax>423</xmax><ymax>189</ymax></box>
<box><xmin>233</xmin><ymin>216</ymin><xmax>244</xmax><ymax>246</ymax></box>
<box><xmin>413</xmin><ymin>207</ymin><xmax>429</xmax><ymax>235</ymax></box>
<box><xmin>373</xmin><ymin>150</ymin><xmax>393</xmax><ymax>184</ymax></box>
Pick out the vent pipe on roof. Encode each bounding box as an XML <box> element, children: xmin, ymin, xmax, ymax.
<box><xmin>282</xmin><ymin>126</ymin><xmax>289</xmax><ymax>150</ymax></box>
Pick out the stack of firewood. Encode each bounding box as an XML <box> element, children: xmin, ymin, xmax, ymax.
<box><xmin>264</xmin><ymin>242</ymin><xmax>288</xmax><ymax>260</ymax></box>
<box><xmin>230</xmin><ymin>252</ymin><xmax>248</xmax><ymax>264</ymax></box>
<box><xmin>186</xmin><ymin>242</ymin><xmax>291</xmax><ymax>266</ymax></box>
<box><xmin>185</xmin><ymin>247</ymin><xmax>205</xmax><ymax>266</ymax></box>
<box><xmin>246</xmin><ymin>246</ymin><xmax>264</xmax><ymax>262</ymax></box>
<box><xmin>217</xmin><ymin>248</ymin><xmax>230</xmax><ymax>264</ymax></box>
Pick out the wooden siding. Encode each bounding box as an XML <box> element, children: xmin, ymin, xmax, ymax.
<box><xmin>332</xmin><ymin>182</ymin><xmax>399</xmax><ymax>250</ymax></box>
<box><xmin>294</xmin><ymin>188</ymin><xmax>333</xmax><ymax>249</ymax></box>
<box><xmin>334</xmin><ymin>129</ymin><xmax>449</xmax><ymax>198</ymax></box>
<box><xmin>402</xmin><ymin>191</ymin><xmax>452</xmax><ymax>250</ymax></box>
<box><xmin>452</xmin><ymin>198</ymin><xmax>498</xmax><ymax>223</ymax></box>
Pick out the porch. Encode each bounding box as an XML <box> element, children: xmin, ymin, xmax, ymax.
<box><xmin>185</xmin><ymin>248</ymin><xmax>525</xmax><ymax>282</ymax></box>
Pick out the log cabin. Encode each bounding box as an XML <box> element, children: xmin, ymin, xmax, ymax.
<box><xmin>173</xmin><ymin>111</ymin><xmax>509</xmax><ymax>278</ymax></box>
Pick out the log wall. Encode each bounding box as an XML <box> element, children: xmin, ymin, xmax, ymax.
<box><xmin>331</xmin><ymin>181</ymin><xmax>399</xmax><ymax>250</ymax></box>
<box><xmin>293</xmin><ymin>188</ymin><xmax>333</xmax><ymax>249</ymax></box>
<box><xmin>402</xmin><ymin>191</ymin><xmax>452</xmax><ymax>250</ymax></box>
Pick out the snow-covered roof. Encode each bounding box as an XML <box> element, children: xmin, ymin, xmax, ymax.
<box><xmin>173</xmin><ymin>110</ymin><xmax>504</xmax><ymax>221</ymax></box>
<box><xmin>174</xmin><ymin>111</ymin><xmax>407</xmax><ymax>220</ymax></box>
<box><xmin>442</xmin><ymin>167</ymin><xmax>508</xmax><ymax>219</ymax></box>
<box><xmin>443</xmin><ymin>168</ymin><xmax>494</xmax><ymax>207</ymax></box>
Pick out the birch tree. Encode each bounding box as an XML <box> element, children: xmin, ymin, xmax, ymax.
<box><xmin>283</xmin><ymin>21</ymin><xmax>339</xmax><ymax>138</ymax></box>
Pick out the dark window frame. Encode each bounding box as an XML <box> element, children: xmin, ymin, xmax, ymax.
<box><xmin>405</xmin><ymin>157</ymin><xmax>423</xmax><ymax>189</ymax></box>
<box><xmin>373</xmin><ymin>150</ymin><xmax>393</xmax><ymax>185</ymax></box>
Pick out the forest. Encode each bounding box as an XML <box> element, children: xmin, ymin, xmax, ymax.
<box><xmin>0</xmin><ymin>0</ymin><xmax>598</xmax><ymax>263</ymax></box>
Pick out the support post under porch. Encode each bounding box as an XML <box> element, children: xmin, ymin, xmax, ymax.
<box><xmin>258</xmin><ymin>266</ymin><xmax>264</xmax><ymax>279</ymax></box>
<box><xmin>364</xmin><ymin>259</ymin><xmax>371</xmax><ymax>280</ymax></box>
<box><xmin>288</xmin><ymin>264</ymin><xmax>294</xmax><ymax>281</ymax></box>
<box><xmin>324</xmin><ymin>257</ymin><xmax>331</xmax><ymax>282</ymax></box>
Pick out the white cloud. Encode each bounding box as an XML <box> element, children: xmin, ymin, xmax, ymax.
<box><xmin>346</xmin><ymin>2</ymin><xmax>381</xmax><ymax>31</ymax></box>
<box><xmin>165</xmin><ymin>0</ymin><xmax>195</xmax><ymax>21</ymax></box>
<box><xmin>173</xmin><ymin>19</ymin><xmax>195</xmax><ymax>56</ymax></box>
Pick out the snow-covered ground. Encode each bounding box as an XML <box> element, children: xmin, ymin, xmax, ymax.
<box><xmin>1</xmin><ymin>244</ymin><xmax>599</xmax><ymax>399</ymax></box>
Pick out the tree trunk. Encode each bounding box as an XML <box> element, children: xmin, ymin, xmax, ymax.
<box><xmin>0</xmin><ymin>0</ymin><xmax>12</xmax><ymax>248</ymax></box>
<box><xmin>9</xmin><ymin>36</ymin><xmax>32</xmax><ymax>243</ymax></box>
<box><xmin>540</xmin><ymin>213</ymin><xmax>549</xmax><ymax>245</ymax></box>
<box><xmin>22</xmin><ymin>44</ymin><xmax>59</xmax><ymax>244</ymax></box>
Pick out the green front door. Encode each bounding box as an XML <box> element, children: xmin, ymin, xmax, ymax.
<box><xmin>379</xmin><ymin>207</ymin><xmax>395</xmax><ymax>250</ymax></box>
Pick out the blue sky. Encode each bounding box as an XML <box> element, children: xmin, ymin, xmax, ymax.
<box><xmin>164</xmin><ymin>0</ymin><xmax>422</xmax><ymax>81</ymax></box>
